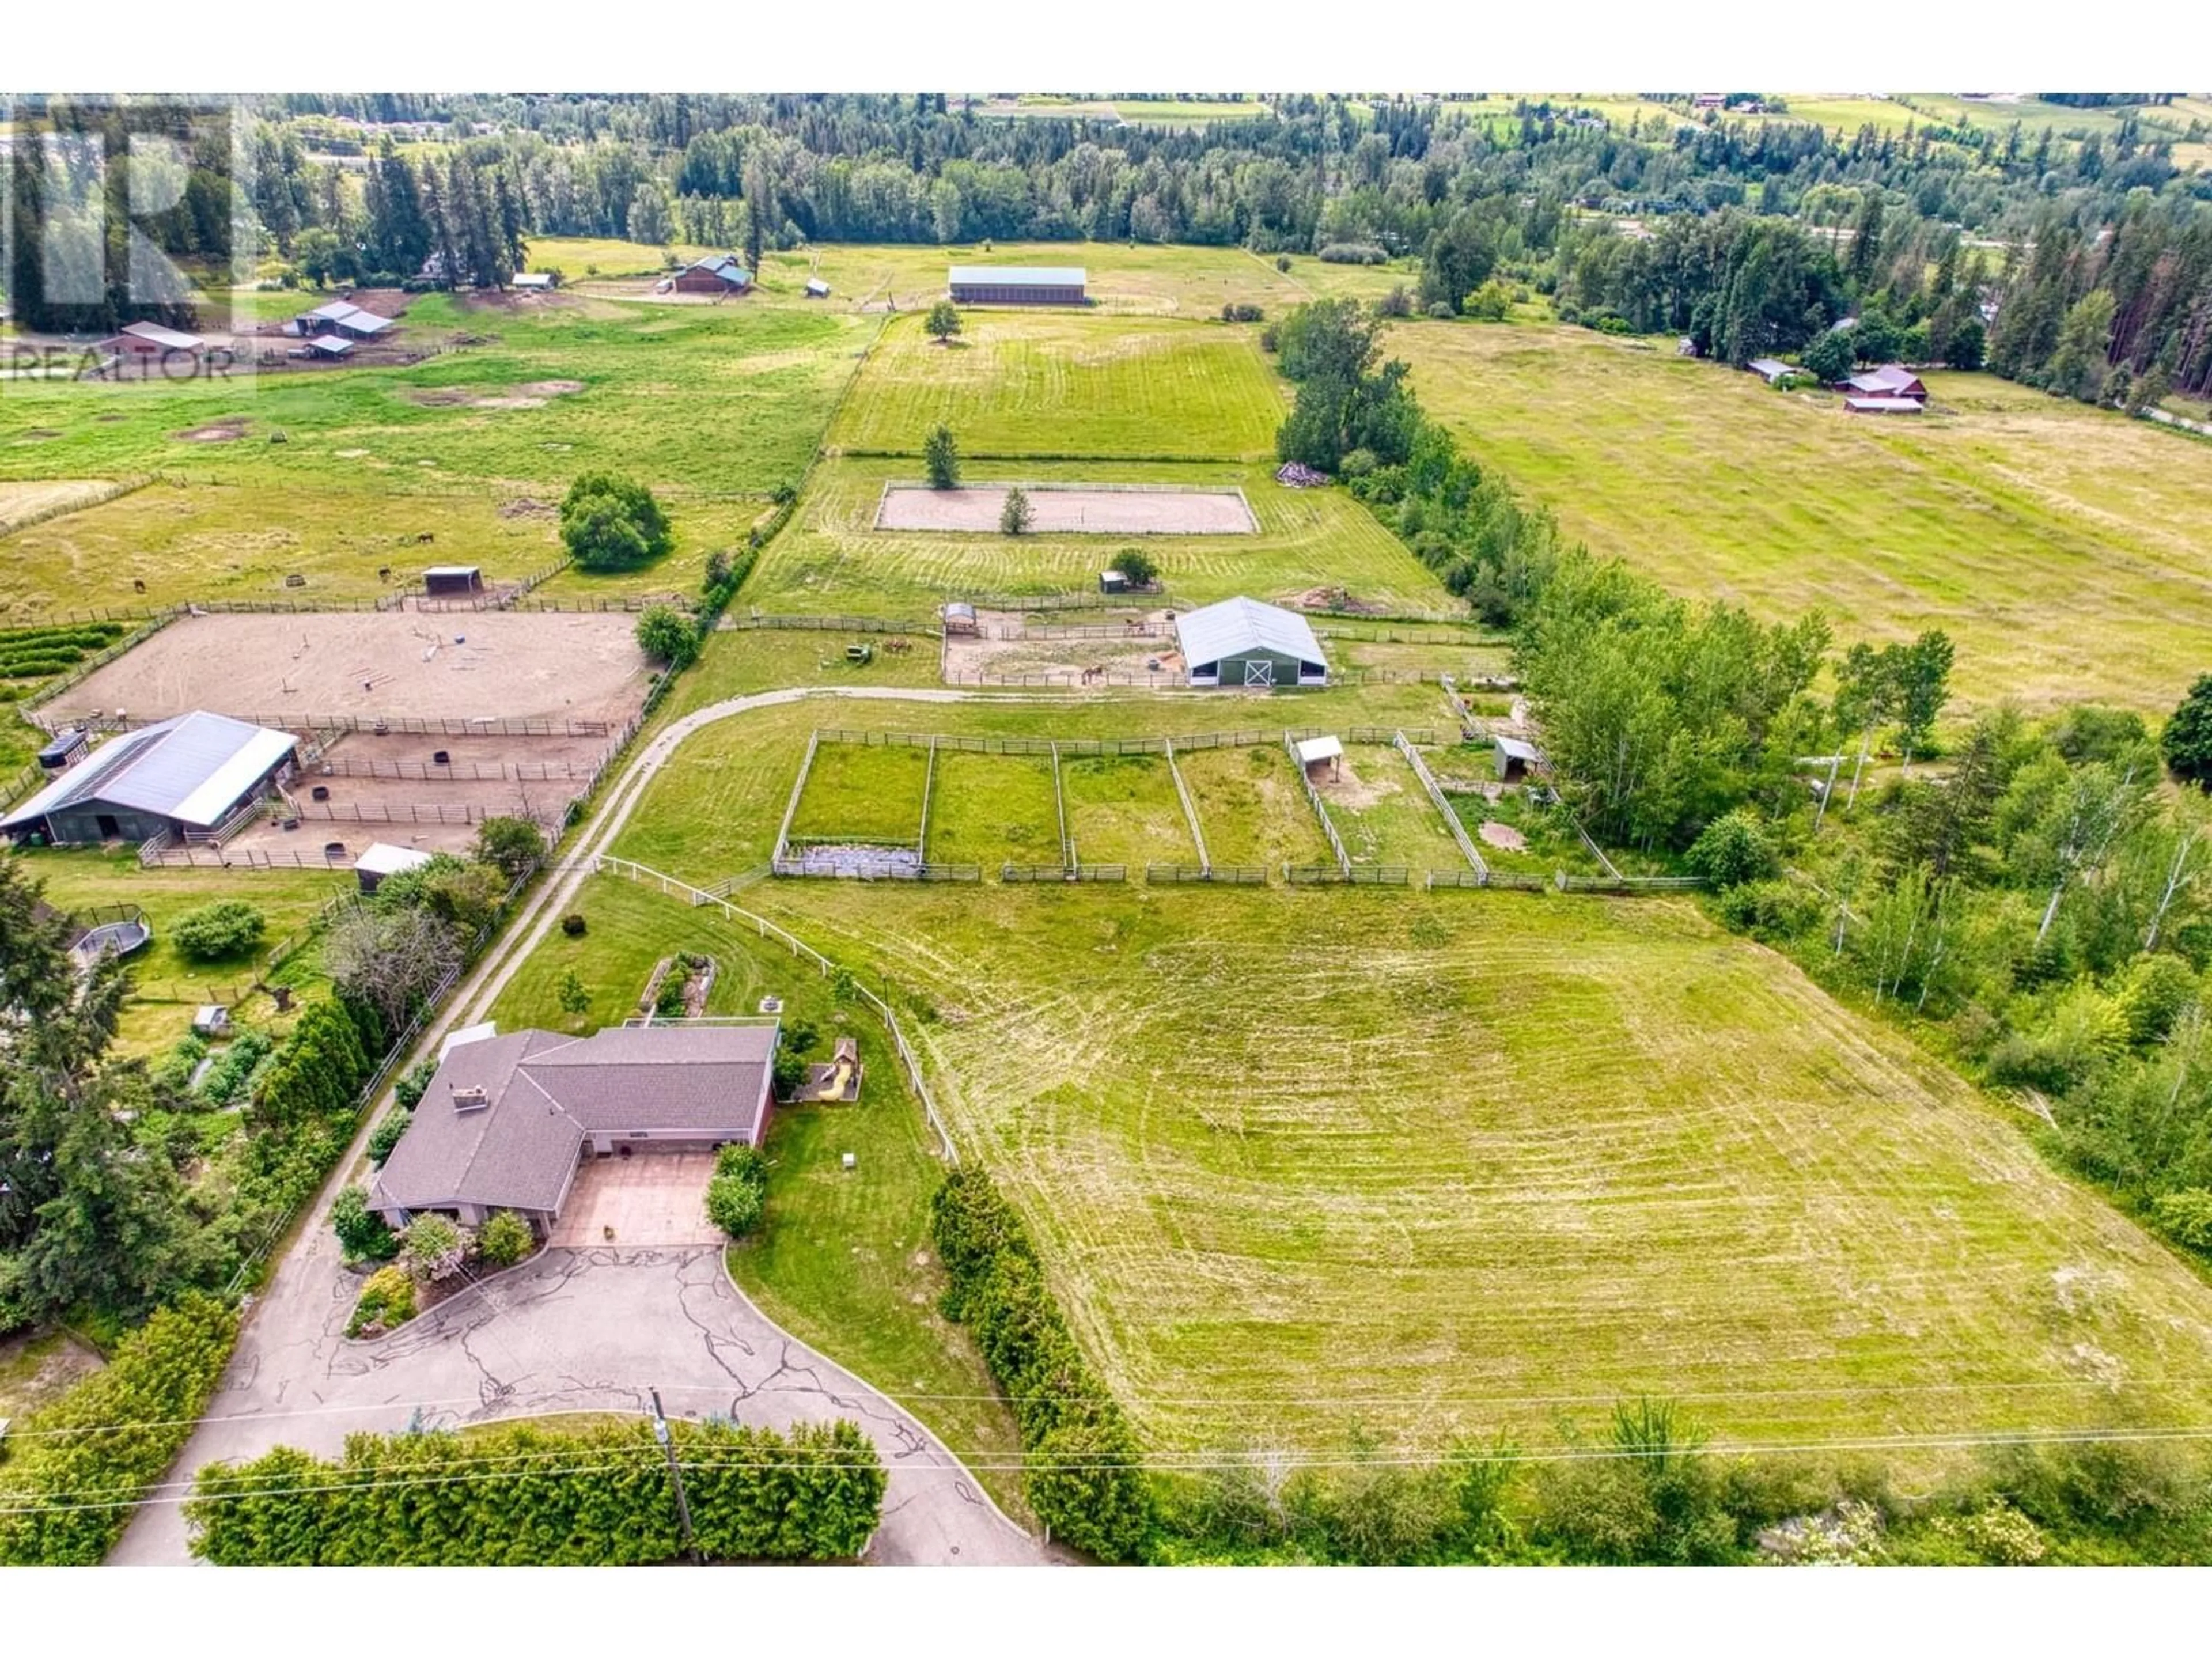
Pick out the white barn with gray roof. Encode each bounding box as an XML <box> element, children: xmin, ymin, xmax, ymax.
<box><xmin>1173</xmin><ymin>596</ymin><xmax>1328</xmax><ymax>689</ymax></box>
<box><xmin>1</xmin><ymin>712</ymin><xmax>297</xmax><ymax>847</ymax></box>
<box><xmin>370</xmin><ymin>1022</ymin><xmax>780</xmax><ymax>1232</ymax></box>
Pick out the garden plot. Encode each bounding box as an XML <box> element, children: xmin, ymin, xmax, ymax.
<box><xmin>1177</xmin><ymin>744</ymin><xmax>1334</xmax><ymax>871</ymax></box>
<box><xmin>1060</xmin><ymin>755</ymin><xmax>1200</xmax><ymax>868</ymax></box>
<box><xmin>1316</xmin><ymin>743</ymin><xmax>1467</xmax><ymax>869</ymax></box>
<box><xmin>787</xmin><ymin>741</ymin><xmax>930</xmax><ymax>847</ymax></box>
<box><xmin>923</xmin><ymin>752</ymin><xmax>1062</xmax><ymax>871</ymax></box>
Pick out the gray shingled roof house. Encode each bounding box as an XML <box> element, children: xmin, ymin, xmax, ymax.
<box><xmin>370</xmin><ymin>1021</ymin><xmax>779</xmax><ymax>1230</ymax></box>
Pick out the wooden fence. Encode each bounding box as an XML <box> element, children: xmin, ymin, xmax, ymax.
<box><xmin>1146</xmin><ymin>865</ymin><xmax>1267</xmax><ymax>885</ymax></box>
<box><xmin>1000</xmin><ymin>863</ymin><xmax>1127</xmax><ymax>883</ymax></box>
<box><xmin>1396</xmin><ymin>730</ymin><xmax>1488</xmax><ymax>881</ymax></box>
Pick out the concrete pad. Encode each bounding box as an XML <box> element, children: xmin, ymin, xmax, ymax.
<box><xmin>548</xmin><ymin>1150</ymin><xmax>719</xmax><ymax>1248</ymax></box>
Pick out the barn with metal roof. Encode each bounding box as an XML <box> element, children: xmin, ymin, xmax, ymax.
<box><xmin>0</xmin><ymin>712</ymin><xmax>298</xmax><ymax>847</ymax></box>
<box><xmin>1173</xmin><ymin>596</ymin><xmax>1328</xmax><ymax>689</ymax></box>
<box><xmin>947</xmin><ymin>266</ymin><xmax>1087</xmax><ymax>305</ymax></box>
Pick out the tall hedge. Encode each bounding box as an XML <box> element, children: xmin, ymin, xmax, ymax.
<box><xmin>929</xmin><ymin>1166</ymin><xmax>1153</xmax><ymax>1560</ymax></box>
<box><xmin>187</xmin><ymin>1417</ymin><xmax>884</xmax><ymax>1565</ymax></box>
<box><xmin>0</xmin><ymin>1295</ymin><xmax>240</xmax><ymax>1565</ymax></box>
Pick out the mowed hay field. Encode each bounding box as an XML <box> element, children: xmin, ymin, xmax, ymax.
<box><xmin>1389</xmin><ymin>320</ymin><xmax>2212</xmax><ymax>712</ymax></box>
<box><xmin>828</xmin><ymin>312</ymin><xmax>1283</xmax><ymax>460</ymax></box>
<box><xmin>597</xmin><ymin>696</ymin><xmax>2212</xmax><ymax>1464</ymax></box>
<box><xmin>745</xmin><ymin>457</ymin><xmax>1457</xmax><ymax>617</ymax></box>
<box><xmin>753</xmin><ymin>240</ymin><xmax>1321</xmax><ymax>317</ymax></box>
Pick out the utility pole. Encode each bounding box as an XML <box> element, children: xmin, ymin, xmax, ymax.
<box><xmin>650</xmin><ymin>1388</ymin><xmax>700</xmax><ymax>1564</ymax></box>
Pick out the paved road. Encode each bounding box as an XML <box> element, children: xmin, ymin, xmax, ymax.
<box><xmin>113</xmin><ymin>1245</ymin><xmax>1041</xmax><ymax>1565</ymax></box>
<box><xmin>115</xmin><ymin>687</ymin><xmax>1068</xmax><ymax>1567</ymax></box>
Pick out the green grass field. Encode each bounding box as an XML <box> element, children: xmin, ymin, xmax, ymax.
<box><xmin>1061</xmin><ymin>754</ymin><xmax>1198</xmax><ymax>866</ymax></box>
<box><xmin>1177</xmin><ymin>743</ymin><xmax>1335</xmax><ymax>870</ymax></box>
<box><xmin>1319</xmin><ymin>742</ymin><xmax>1467</xmax><ymax>869</ymax></box>
<box><xmin>752</xmin><ymin>240</ymin><xmax>1321</xmax><ymax>317</ymax></box>
<box><xmin>828</xmin><ymin>311</ymin><xmax>1283</xmax><ymax>461</ymax></box>
<box><xmin>567</xmin><ymin>691</ymin><xmax>2212</xmax><ymax>1466</ymax></box>
<box><xmin>1387</xmin><ymin>318</ymin><xmax>2212</xmax><ymax>713</ymax></box>
<box><xmin>744</xmin><ymin>457</ymin><xmax>1459</xmax><ymax>618</ymax></box>
<box><xmin>923</xmin><ymin>751</ymin><xmax>1060</xmax><ymax>870</ymax></box>
<box><xmin>789</xmin><ymin>740</ymin><xmax>930</xmax><ymax>844</ymax></box>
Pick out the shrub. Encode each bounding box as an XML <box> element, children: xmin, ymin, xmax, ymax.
<box><xmin>392</xmin><ymin>1056</ymin><xmax>437</xmax><ymax>1111</ymax></box>
<box><xmin>1372</xmin><ymin>285</ymin><xmax>1412</xmax><ymax>319</ymax></box>
<box><xmin>332</xmin><ymin>1184</ymin><xmax>399</xmax><ymax>1262</ymax></box>
<box><xmin>401</xmin><ymin>1214</ymin><xmax>470</xmax><ymax>1282</ymax></box>
<box><xmin>999</xmin><ymin>486</ymin><xmax>1033</xmax><ymax>536</ymax></box>
<box><xmin>1425</xmin><ymin>300</ymin><xmax>1456</xmax><ymax>319</ymax></box>
<box><xmin>1685</xmin><ymin>810</ymin><xmax>1778</xmax><ymax>888</ymax></box>
<box><xmin>1274</xmin><ymin>254</ymin><xmax>1291</xmax><ymax>273</ymax></box>
<box><xmin>0</xmin><ymin>1295</ymin><xmax>239</xmax><ymax>1565</ymax></box>
<box><xmin>1317</xmin><ymin>243</ymin><xmax>1388</xmax><ymax>265</ymax></box>
<box><xmin>1928</xmin><ymin>1499</ymin><xmax>2047</xmax><ymax>1565</ymax></box>
<box><xmin>172</xmin><ymin>900</ymin><xmax>266</xmax><ymax>962</ymax></box>
<box><xmin>1463</xmin><ymin>279</ymin><xmax>1513</xmax><ymax>321</ymax></box>
<box><xmin>2150</xmin><ymin>1188</ymin><xmax>2212</xmax><ymax>1251</ymax></box>
<box><xmin>560</xmin><ymin>913</ymin><xmax>588</xmax><ymax>937</ymax></box>
<box><xmin>346</xmin><ymin>1265</ymin><xmax>416</xmax><ymax>1338</ymax></box>
<box><xmin>1220</xmin><ymin>302</ymin><xmax>1263</xmax><ymax>323</ymax></box>
<box><xmin>476</xmin><ymin>1210</ymin><xmax>535</xmax><ymax>1269</ymax></box>
<box><xmin>706</xmin><ymin>1142</ymin><xmax>770</xmax><ymax>1239</ymax></box>
<box><xmin>188</xmin><ymin>1418</ymin><xmax>884</xmax><ymax>1565</ymax></box>
<box><xmin>1338</xmin><ymin>448</ymin><xmax>1380</xmax><ymax>479</ymax></box>
<box><xmin>635</xmin><ymin>603</ymin><xmax>699</xmax><ymax>670</ymax></box>
<box><xmin>559</xmin><ymin>471</ymin><xmax>672</xmax><ymax>572</ymax></box>
<box><xmin>1109</xmin><ymin>547</ymin><xmax>1160</xmax><ymax>588</ymax></box>
<box><xmin>472</xmin><ymin>816</ymin><xmax>544</xmax><ymax>882</ymax></box>
<box><xmin>366</xmin><ymin>1111</ymin><xmax>409</xmax><ymax>1166</ymax></box>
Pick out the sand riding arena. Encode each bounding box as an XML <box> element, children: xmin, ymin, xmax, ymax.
<box><xmin>44</xmin><ymin>610</ymin><xmax>653</xmax><ymax>858</ymax></box>
<box><xmin>874</xmin><ymin>482</ymin><xmax>1257</xmax><ymax>535</ymax></box>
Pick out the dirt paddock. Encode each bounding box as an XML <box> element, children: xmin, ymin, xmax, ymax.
<box><xmin>876</xmin><ymin>483</ymin><xmax>1257</xmax><ymax>535</ymax></box>
<box><xmin>941</xmin><ymin>608</ymin><xmax>1185</xmax><ymax>684</ymax></box>
<box><xmin>50</xmin><ymin>611</ymin><xmax>650</xmax><ymax>727</ymax></box>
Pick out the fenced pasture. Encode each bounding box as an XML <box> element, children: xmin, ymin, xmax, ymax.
<box><xmin>1315</xmin><ymin>742</ymin><xmax>1471</xmax><ymax>869</ymax></box>
<box><xmin>42</xmin><ymin>609</ymin><xmax>651</xmax><ymax>729</ymax></box>
<box><xmin>744</xmin><ymin>457</ymin><xmax>1460</xmax><ymax>619</ymax></box>
<box><xmin>753</xmin><ymin>240</ymin><xmax>1321</xmax><ymax>318</ymax></box>
<box><xmin>830</xmin><ymin>311</ymin><xmax>1283</xmax><ymax>460</ymax></box>
<box><xmin>1389</xmin><ymin>318</ymin><xmax>2212</xmax><ymax>713</ymax></box>
<box><xmin>584</xmin><ymin>706</ymin><xmax>2212</xmax><ymax>1464</ymax></box>
<box><xmin>1174</xmin><ymin>743</ymin><xmax>1336</xmax><ymax>870</ymax></box>
<box><xmin>923</xmin><ymin>751</ymin><xmax>1062</xmax><ymax>870</ymax></box>
<box><xmin>787</xmin><ymin>739</ymin><xmax>930</xmax><ymax>846</ymax></box>
<box><xmin>1059</xmin><ymin>753</ymin><xmax>1202</xmax><ymax>868</ymax></box>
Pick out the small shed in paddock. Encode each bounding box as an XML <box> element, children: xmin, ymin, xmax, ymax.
<box><xmin>1494</xmin><ymin>734</ymin><xmax>1541</xmax><ymax>782</ymax></box>
<box><xmin>423</xmin><ymin>565</ymin><xmax>485</xmax><ymax>597</ymax></box>
<box><xmin>1294</xmin><ymin>734</ymin><xmax>1343</xmax><ymax>780</ymax></box>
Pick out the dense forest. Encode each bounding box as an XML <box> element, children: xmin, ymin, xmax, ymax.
<box><xmin>5</xmin><ymin>91</ymin><xmax>2210</xmax><ymax>394</ymax></box>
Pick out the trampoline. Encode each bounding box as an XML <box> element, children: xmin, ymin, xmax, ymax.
<box><xmin>71</xmin><ymin>915</ymin><xmax>153</xmax><ymax>967</ymax></box>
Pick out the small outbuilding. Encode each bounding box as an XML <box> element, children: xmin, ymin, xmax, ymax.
<box><xmin>1839</xmin><ymin>364</ymin><xmax>1926</xmax><ymax>400</ymax></box>
<box><xmin>947</xmin><ymin>266</ymin><xmax>1086</xmax><ymax>306</ymax></box>
<box><xmin>673</xmin><ymin>255</ymin><xmax>753</xmax><ymax>295</ymax></box>
<box><xmin>940</xmin><ymin>601</ymin><xmax>979</xmax><ymax>636</ymax></box>
<box><xmin>1173</xmin><ymin>596</ymin><xmax>1328</xmax><ymax>690</ymax></box>
<box><xmin>1293</xmin><ymin>734</ymin><xmax>1343</xmax><ymax>780</ymax></box>
<box><xmin>1098</xmin><ymin>569</ymin><xmax>1130</xmax><ymax>596</ymax></box>
<box><xmin>302</xmin><ymin>335</ymin><xmax>355</xmax><ymax>361</ymax></box>
<box><xmin>1746</xmin><ymin>357</ymin><xmax>1793</xmax><ymax>385</ymax></box>
<box><xmin>1844</xmin><ymin>396</ymin><xmax>1925</xmax><ymax>415</ymax></box>
<box><xmin>804</xmin><ymin>278</ymin><xmax>831</xmax><ymax>299</ymax></box>
<box><xmin>1494</xmin><ymin>734</ymin><xmax>1542</xmax><ymax>782</ymax></box>
<box><xmin>102</xmin><ymin>320</ymin><xmax>206</xmax><ymax>358</ymax></box>
<box><xmin>512</xmin><ymin>272</ymin><xmax>557</xmax><ymax>291</ymax></box>
<box><xmin>36</xmin><ymin>729</ymin><xmax>89</xmax><ymax>773</ymax></box>
<box><xmin>423</xmin><ymin>564</ymin><xmax>485</xmax><ymax>597</ymax></box>
<box><xmin>354</xmin><ymin>842</ymin><xmax>435</xmax><ymax>895</ymax></box>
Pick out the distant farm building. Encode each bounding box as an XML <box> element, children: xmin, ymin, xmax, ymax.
<box><xmin>940</xmin><ymin>601</ymin><xmax>979</xmax><ymax>636</ymax></box>
<box><xmin>1173</xmin><ymin>597</ymin><xmax>1328</xmax><ymax>690</ymax></box>
<box><xmin>1</xmin><ymin>711</ymin><xmax>298</xmax><ymax>847</ymax></box>
<box><xmin>302</xmin><ymin>335</ymin><xmax>355</xmax><ymax>360</ymax></box>
<box><xmin>1494</xmin><ymin>734</ymin><xmax>1542</xmax><ymax>782</ymax></box>
<box><xmin>1746</xmin><ymin>357</ymin><xmax>1793</xmax><ymax>385</ymax></box>
<box><xmin>804</xmin><ymin>278</ymin><xmax>831</xmax><ymax>299</ymax></box>
<box><xmin>673</xmin><ymin>255</ymin><xmax>753</xmax><ymax>295</ymax></box>
<box><xmin>947</xmin><ymin>265</ymin><xmax>1087</xmax><ymax>305</ymax></box>
<box><xmin>102</xmin><ymin>320</ymin><xmax>206</xmax><ymax>358</ymax></box>
<box><xmin>294</xmin><ymin>299</ymin><xmax>395</xmax><ymax>342</ymax></box>
<box><xmin>511</xmin><ymin>272</ymin><xmax>557</xmax><ymax>291</ymax></box>
<box><xmin>422</xmin><ymin>564</ymin><xmax>485</xmax><ymax>597</ymax></box>
<box><xmin>354</xmin><ymin>842</ymin><xmax>435</xmax><ymax>895</ymax></box>
<box><xmin>1839</xmin><ymin>364</ymin><xmax>1926</xmax><ymax>401</ymax></box>
<box><xmin>1844</xmin><ymin>396</ymin><xmax>1925</xmax><ymax>415</ymax></box>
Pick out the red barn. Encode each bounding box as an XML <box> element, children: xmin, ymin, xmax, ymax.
<box><xmin>672</xmin><ymin>255</ymin><xmax>753</xmax><ymax>295</ymax></box>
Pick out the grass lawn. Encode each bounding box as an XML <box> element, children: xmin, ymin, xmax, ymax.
<box><xmin>582</xmin><ymin>691</ymin><xmax>2212</xmax><ymax>1468</ymax></box>
<box><xmin>743</xmin><ymin>456</ymin><xmax>1458</xmax><ymax>619</ymax></box>
<box><xmin>0</xmin><ymin>293</ymin><xmax>865</xmax><ymax>498</ymax></box>
<box><xmin>1060</xmin><ymin>754</ymin><xmax>1198</xmax><ymax>866</ymax></box>
<box><xmin>923</xmin><ymin>751</ymin><xmax>1060</xmax><ymax>870</ymax></box>
<box><xmin>1177</xmin><ymin>743</ymin><xmax>1335</xmax><ymax>870</ymax></box>
<box><xmin>788</xmin><ymin>740</ymin><xmax>930</xmax><ymax>845</ymax></box>
<box><xmin>485</xmin><ymin>874</ymin><xmax>1028</xmax><ymax>1514</ymax></box>
<box><xmin>1388</xmin><ymin>317</ymin><xmax>2212</xmax><ymax>713</ymax></box>
<box><xmin>7</xmin><ymin>850</ymin><xmax>350</xmax><ymax>1056</ymax></box>
<box><xmin>828</xmin><ymin>310</ymin><xmax>1283</xmax><ymax>461</ymax></box>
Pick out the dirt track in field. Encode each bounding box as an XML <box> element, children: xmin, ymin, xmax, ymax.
<box><xmin>874</xmin><ymin>483</ymin><xmax>1257</xmax><ymax>535</ymax></box>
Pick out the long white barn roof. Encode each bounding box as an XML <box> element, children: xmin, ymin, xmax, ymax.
<box><xmin>948</xmin><ymin>266</ymin><xmax>1086</xmax><ymax>287</ymax></box>
<box><xmin>1173</xmin><ymin>596</ymin><xmax>1325</xmax><ymax>668</ymax></box>
<box><xmin>1</xmin><ymin>712</ymin><xmax>294</xmax><ymax>832</ymax></box>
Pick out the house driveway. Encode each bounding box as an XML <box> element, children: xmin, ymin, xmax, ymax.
<box><xmin>111</xmin><ymin>1245</ymin><xmax>1044</xmax><ymax>1567</ymax></box>
<box><xmin>548</xmin><ymin>1152</ymin><xmax>721</xmax><ymax>1249</ymax></box>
